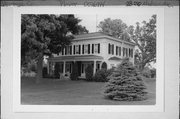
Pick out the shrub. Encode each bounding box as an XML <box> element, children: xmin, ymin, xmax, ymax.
<box><xmin>93</xmin><ymin>68</ymin><xmax>113</xmax><ymax>82</ymax></box>
<box><xmin>104</xmin><ymin>58</ymin><xmax>148</xmax><ymax>101</ymax></box>
<box><xmin>70</xmin><ymin>62</ymin><xmax>79</xmax><ymax>80</ymax></box>
<box><xmin>85</xmin><ymin>64</ymin><xmax>93</xmax><ymax>81</ymax></box>
<box><xmin>150</xmin><ymin>68</ymin><xmax>156</xmax><ymax>78</ymax></box>
<box><xmin>101</xmin><ymin>62</ymin><xmax>107</xmax><ymax>70</ymax></box>
<box><xmin>54</xmin><ymin>63</ymin><xmax>60</xmax><ymax>78</ymax></box>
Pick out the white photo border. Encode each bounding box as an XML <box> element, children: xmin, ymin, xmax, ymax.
<box><xmin>12</xmin><ymin>6</ymin><xmax>164</xmax><ymax>112</ymax></box>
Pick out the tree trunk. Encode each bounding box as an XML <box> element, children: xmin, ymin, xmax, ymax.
<box><xmin>139</xmin><ymin>62</ymin><xmax>146</xmax><ymax>71</ymax></box>
<box><xmin>36</xmin><ymin>55</ymin><xmax>44</xmax><ymax>84</ymax></box>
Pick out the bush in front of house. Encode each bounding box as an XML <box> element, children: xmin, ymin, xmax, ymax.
<box><xmin>104</xmin><ymin>58</ymin><xmax>148</xmax><ymax>101</ymax></box>
<box><xmin>85</xmin><ymin>64</ymin><xmax>93</xmax><ymax>81</ymax></box>
<box><xmin>70</xmin><ymin>62</ymin><xmax>79</xmax><ymax>80</ymax></box>
<box><xmin>150</xmin><ymin>68</ymin><xmax>156</xmax><ymax>78</ymax></box>
<box><xmin>93</xmin><ymin>68</ymin><xmax>113</xmax><ymax>82</ymax></box>
<box><xmin>141</xmin><ymin>67</ymin><xmax>156</xmax><ymax>78</ymax></box>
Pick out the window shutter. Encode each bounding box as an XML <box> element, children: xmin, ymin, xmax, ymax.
<box><xmin>62</xmin><ymin>48</ymin><xmax>64</xmax><ymax>55</ymax></box>
<box><xmin>88</xmin><ymin>44</ymin><xmax>90</xmax><ymax>54</ymax></box>
<box><xmin>79</xmin><ymin>45</ymin><xmax>81</xmax><ymax>54</ymax></box>
<box><xmin>123</xmin><ymin>48</ymin><xmax>125</xmax><ymax>56</ymax></box>
<box><xmin>70</xmin><ymin>46</ymin><xmax>72</xmax><ymax>55</ymax></box>
<box><xmin>116</xmin><ymin>46</ymin><xmax>118</xmax><ymax>55</ymax></box>
<box><xmin>119</xmin><ymin>47</ymin><xmax>121</xmax><ymax>56</ymax></box>
<box><xmin>92</xmin><ymin>44</ymin><xmax>94</xmax><ymax>54</ymax></box>
<box><xmin>108</xmin><ymin>43</ymin><xmax>110</xmax><ymax>54</ymax></box>
<box><xmin>112</xmin><ymin>44</ymin><xmax>114</xmax><ymax>55</ymax></box>
<box><xmin>74</xmin><ymin>45</ymin><xmax>75</xmax><ymax>54</ymax></box>
<box><xmin>131</xmin><ymin>49</ymin><xmax>133</xmax><ymax>58</ymax></box>
<box><xmin>98</xmin><ymin>43</ymin><xmax>100</xmax><ymax>53</ymax></box>
<box><xmin>82</xmin><ymin>45</ymin><xmax>84</xmax><ymax>54</ymax></box>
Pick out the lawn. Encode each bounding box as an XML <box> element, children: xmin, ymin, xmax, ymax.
<box><xmin>21</xmin><ymin>77</ymin><xmax>156</xmax><ymax>105</ymax></box>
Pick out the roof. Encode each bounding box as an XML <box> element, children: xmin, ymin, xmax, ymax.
<box><xmin>108</xmin><ymin>56</ymin><xmax>122</xmax><ymax>61</ymax></box>
<box><xmin>48</xmin><ymin>55</ymin><xmax>104</xmax><ymax>61</ymax></box>
<box><xmin>73</xmin><ymin>32</ymin><xmax>136</xmax><ymax>46</ymax></box>
<box><xmin>74</xmin><ymin>32</ymin><xmax>109</xmax><ymax>39</ymax></box>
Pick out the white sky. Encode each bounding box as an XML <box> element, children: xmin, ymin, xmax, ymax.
<box><xmin>75</xmin><ymin>14</ymin><xmax>153</xmax><ymax>33</ymax></box>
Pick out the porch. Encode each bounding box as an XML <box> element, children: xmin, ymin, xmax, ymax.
<box><xmin>47</xmin><ymin>55</ymin><xmax>104</xmax><ymax>79</ymax></box>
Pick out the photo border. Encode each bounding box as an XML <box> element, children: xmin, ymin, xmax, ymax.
<box><xmin>12</xmin><ymin>6</ymin><xmax>164</xmax><ymax>112</ymax></box>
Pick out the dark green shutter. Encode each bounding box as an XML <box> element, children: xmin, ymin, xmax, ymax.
<box><xmin>108</xmin><ymin>44</ymin><xmax>110</xmax><ymax>54</ymax></box>
<box><xmin>62</xmin><ymin>48</ymin><xmax>64</xmax><ymax>55</ymax></box>
<box><xmin>88</xmin><ymin>44</ymin><xmax>90</xmax><ymax>54</ymax></box>
<box><xmin>74</xmin><ymin>45</ymin><xmax>75</xmax><ymax>54</ymax></box>
<box><xmin>98</xmin><ymin>44</ymin><xmax>100</xmax><ymax>53</ymax></box>
<box><xmin>82</xmin><ymin>45</ymin><xmax>84</xmax><ymax>54</ymax></box>
<box><xmin>92</xmin><ymin>44</ymin><xmax>94</xmax><ymax>54</ymax></box>
<box><xmin>116</xmin><ymin>46</ymin><xmax>118</xmax><ymax>55</ymax></box>
<box><xmin>79</xmin><ymin>45</ymin><xmax>81</xmax><ymax>54</ymax></box>
<box><xmin>112</xmin><ymin>44</ymin><xmax>114</xmax><ymax>55</ymax></box>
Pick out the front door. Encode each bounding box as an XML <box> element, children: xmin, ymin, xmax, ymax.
<box><xmin>77</xmin><ymin>61</ymin><xmax>82</xmax><ymax>76</ymax></box>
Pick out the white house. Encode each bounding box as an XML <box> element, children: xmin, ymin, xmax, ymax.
<box><xmin>47</xmin><ymin>32</ymin><xmax>135</xmax><ymax>78</ymax></box>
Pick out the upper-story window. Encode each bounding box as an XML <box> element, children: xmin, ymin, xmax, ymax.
<box><xmin>116</xmin><ymin>46</ymin><xmax>119</xmax><ymax>56</ymax></box>
<box><xmin>84</xmin><ymin>44</ymin><xmax>88</xmax><ymax>54</ymax></box>
<box><xmin>75</xmin><ymin>45</ymin><xmax>81</xmax><ymax>54</ymax></box>
<box><xmin>94</xmin><ymin>44</ymin><xmax>98</xmax><ymax>53</ymax></box>
<box><xmin>108</xmin><ymin>43</ymin><xmax>114</xmax><ymax>55</ymax></box>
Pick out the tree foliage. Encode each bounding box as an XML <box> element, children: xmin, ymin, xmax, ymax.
<box><xmin>98</xmin><ymin>18</ymin><xmax>130</xmax><ymax>41</ymax></box>
<box><xmin>128</xmin><ymin>15</ymin><xmax>156</xmax><ymax>70</ymax></box>
<box><xmin>104</xmin><ymin>58</ymin><xmax>147</xmax><ymax>101</ymax></box>
<box><xmin>21</xmin><ymin>14</ymin><xmax>88</xmax><ymax>83</ymax></box>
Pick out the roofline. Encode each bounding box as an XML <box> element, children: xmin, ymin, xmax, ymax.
<box><xmin>73</xmin><ymin>32</ymin><xmax>136</xmax><ymax>46</ymax></box>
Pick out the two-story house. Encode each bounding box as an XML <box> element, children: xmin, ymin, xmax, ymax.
<box><xmin>47</xmin><ymin>32</ymin><xmax>135</xmax><ymax>78</ymax></box>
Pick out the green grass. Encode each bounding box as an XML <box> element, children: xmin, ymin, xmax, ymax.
<box><xmin>21</xmin><ymin>77</ymin><xmax>156</xmax><ymax>105</ymax></box>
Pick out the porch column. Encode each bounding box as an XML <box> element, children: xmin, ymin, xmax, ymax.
<box><xmin>63</xmin><ymin>61</ymin><xmax>66</xmax><ymax>75</ymax></box>
<box><xmin>93</xmin><ymin>60</ymin><xmax>96</xmax><ymax>75</ymax></box>
<box><xmin>100</xmin><ymin>61</ymin><xmax>103</xmax><ymax>70</ymax></box>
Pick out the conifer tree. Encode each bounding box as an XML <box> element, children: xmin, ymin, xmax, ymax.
<box><xmin>104</xmin><ymin>58</ymin><xmax>147</xmax><ymax>101</ymax></box>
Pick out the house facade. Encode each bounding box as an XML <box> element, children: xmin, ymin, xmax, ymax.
<box><xmin>47</xmin><ymin>32</ymin><xmax>135</xmax><ymax>78</ymax></box>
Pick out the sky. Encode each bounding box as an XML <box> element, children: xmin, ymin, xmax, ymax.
<box><xmin>75</xmin><ymin>14</ymin><xmax>153</xmax><ymax>33</ymax></box>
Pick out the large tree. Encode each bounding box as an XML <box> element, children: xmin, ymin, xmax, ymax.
<box><xmin>98</xmin><ymin>18</ymin><xmax>130</xmax><ymax>41</ymax></box>
<box><xmin>21</xmin><ymin>14</ymin><xmax>88</xmax><ymax>83</ymax></box>
<box><xmin>128</xmin><ymin>15</ymin><xmax>156</xmax><ymax>70</ymax></box>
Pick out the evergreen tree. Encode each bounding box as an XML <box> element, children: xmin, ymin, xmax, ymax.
<box><xmin>104</xmin><ymin>58</ymin><xmax>147</xmax><ymax>101</ymax></box>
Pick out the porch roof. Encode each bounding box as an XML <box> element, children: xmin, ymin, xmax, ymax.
<box><xmin>48</xmin><ymin>55</ymin><xmax>104</xmax><ymax>62</ymax></box>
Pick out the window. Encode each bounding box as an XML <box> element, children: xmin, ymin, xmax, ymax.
<box><xmin>75</xmin><ymin>45</ymin><xmax>79</xmax><ymax>54</ymax></box>
<box><xmin>131</xmin><ymin>49</ymin><xmax>133</xmax><ymax>58</ymax></box>
<box><xmin>94</xmin><ymin>44</ymin><xmax>98</xmax><ymax>53</ymax></box>
<box><xmin>84</xmin><ymin>44</ymin><xmax>88</xmax><ymax>54</ymax></box>
<box><xmin>116</xmin><ymin>46</ymin><xmax>118</xmax><ymax>55</ymax></box>
<box><xmin>123</xmin><ymin>47</ymin><xmax>125</xmax><ymax>56</ymax></box>
<box><xmin>65</xmin><ymin>46</ymin><xmax>71</xmax><ymax>55</ymax></box>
